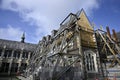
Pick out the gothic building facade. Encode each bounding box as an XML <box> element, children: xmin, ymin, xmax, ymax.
<box><xmin>0</xmin><ymin>35</ymin><xmax>37</xmax><ymax>76</ymax></box>
<box><xmin>0</xmin><ymin>9</ymin><xmax>120</xmax><ymax>80</ymax></box>
<box><xmin>25</xmin><ymin>9</ymin><xmax>120</xmax><ymax>80</ymax></box>
<box><xmin>26</xmin><ymin>9</ymin><xmax>105</xmax><ymax>80</ymax></box>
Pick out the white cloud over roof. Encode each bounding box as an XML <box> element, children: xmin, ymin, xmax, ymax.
<box><xmin>0</xmin><ymin>0</ymin><xmax>100</xmax><ymax>43</ymax></box>
<box><xmin>0</xmin><ymin>25</ymin><xmax>23</xmax><ymax>41</ymax></box>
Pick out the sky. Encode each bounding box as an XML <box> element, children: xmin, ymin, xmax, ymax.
<box><xmin>0</xmin><ymin>0</ymin><xmax>120</xmax><ymax>44</ymax></box>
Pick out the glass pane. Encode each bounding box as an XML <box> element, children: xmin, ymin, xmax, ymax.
<box><xmin>3</xmin><ymin>52</ymin><xmax>7</xmax><ymax>58</ymax></box>
<box><xmin>0</xmin><ymin>49</ymin><xmax>2</xmax><ymax>56</ymax></box>
<box><xmin>5</xmin><ymin>49</ymin><xmax>12</xmax><ymax>57</ymax></box>
<box><xmin>5</xmin><ymin>63</ymin><xmax>9</xmax><ymax>72</ymax></box>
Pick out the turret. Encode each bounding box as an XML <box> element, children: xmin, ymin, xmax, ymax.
<box><xmin>21</xmin><ymin>32</ymin><xmax>25</xmax><ymax>43</ymax></box>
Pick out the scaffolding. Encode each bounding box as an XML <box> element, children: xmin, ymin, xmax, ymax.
<box><xmin>95</xmin><ymin>27</ymin><xmax>120</xmax><ymax>79</ymax></box>
<box><xmin>25</xmin><ymin>9</ymin><xmax>120</xmax><ymax>80</ymax></box>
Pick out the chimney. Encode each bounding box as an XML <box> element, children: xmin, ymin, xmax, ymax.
<box><xmin>42</xmin><ymin>36</ymin><xmax>46</xmax><ymax>42</ymax></box>
<box><xmin>46</xmin><ymin>35</ymin><xmax>51</xmax><ymax>41</ymax></box>
<box><xmin>51</xmin><ymin>30</ymin><xmax>58</xmax><ymax>37</ymax></box>
<box><xmin>112</xmin><ymin>29</ymin><xmax>118</xmax><ymax>42</ymax></box>
<box><xmin>106</xmin><ymin>26</ymin><xmax>111</xmax><ymax>38</ymax></box>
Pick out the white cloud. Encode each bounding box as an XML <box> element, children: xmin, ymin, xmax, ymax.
<box><xmin>0</xmin><ymin>0</ymin><xmax>100</xmax><ymax>41</ymax></box>
<box><xmin>0</xmin><ymin>25</ymin><xmax>38</xmax><ymax>43</ymax></box>
<box><xmin>0</xmin><ymin>25</ymin><xmax>23</xmax><ymax>41</ymax></box>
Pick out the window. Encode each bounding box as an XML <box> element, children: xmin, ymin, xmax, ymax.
<box><xmin>11</xmin><ymin>63</ymin><xmax>18</xmax><ymax>72</ymax></box>
<box><xmin>13</xmin><ymin>51</ymin><xmax>21</xmax><ymax>59</ymax></box>
<box><xmin>13</xmin><ymin>52</ymin><xmax>16</xmax><ymax>58</ymax></box>
<box><xmin>84</xmin><ymin>50</ymin><xmax>97</xmax><ymax>72</ymax></box>
<box><xmin>0</xmin><ymin>62</ymin><xmax>9</xmax><ymax>72</ymax></box>
<box><xmin>21</xmin><ymin>63</ymin><xmax>27</xmax><ymax>70</ymax></box>
<box><xmin>5</xmin><ymin>63</ymin><xmax>9</xmax><ymax>72</ymax></box>
<box><xmin>0</xmin><ymin>49</ymin><xmax>2</xmax><ymax>56</ymax></box>
<box><xmin>0</xmin><ymin>62</ymin><xmax>5</xmax><ymax>72</ymax></box>
<box><xmin>22</xmin><ymin>52</ymin><xmax>25</xmax><ymax>58</ymax></box>
<box><xmin>3</xmin><ymin>53</ymin><xmax>7</xmax><ymax>58</ymax></box>
<box><xmin>4</xmin><ymin>49</ymin><xmax>12</xmax><ymax>58</ymax></box>
<box><xmin>22</xmin><ymin>52</ymin><xmax>28</xmax><ymax>59</ymax></box>
<box><xmin>92</xmin><ymin>56</ymin><xmax>95</xmax><ymax>70</ymax></box>
<box><xmin>8</xmin><ymin>52</ymin><xmax>12</xmax><ymax>57</ymax></box>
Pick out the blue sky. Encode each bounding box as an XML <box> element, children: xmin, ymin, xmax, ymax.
<box><xmin>0</xmin><ymin>0</ymin><xmax>120</xmax><ymax>44</ymax></box>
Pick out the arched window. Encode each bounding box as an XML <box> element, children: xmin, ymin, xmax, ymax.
<box><xmin>84</xmin><ymin>50</ymin><xmax>97</xmax><ymax>72</ymax></box>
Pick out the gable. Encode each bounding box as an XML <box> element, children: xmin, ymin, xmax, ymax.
<box><xmin>77</xmin><ymin>9</ymin><xmax>93</xmax><ymax>30</ymax></box>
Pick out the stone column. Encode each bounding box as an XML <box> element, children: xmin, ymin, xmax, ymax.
<box><xmin>17</xmin><ymin>49</ymin><xmax>23</xmax><ymax>72</ymax></box>
<box><xmin>0</xmin><ymin>46</ymin><xmax>6</xmax><ymax>68</ymax></box>
<box><xmin>27</xmin><ymin>52</ymin><xmax>31</xmax><ymax>62</ymax></box>
<box><xmin>25</xmin><ymin>51</ymin><xmax>30</xmax><ymax>77</ymax></box>
<box><xmin>8</xmin><ymin>50</ymin><xmax>14</xmax><ymax>75</ymax></box>
<box><xmin>1</xmin><ymin>45</ymin><xmax>6</xmax><ymax>58</ymax></box>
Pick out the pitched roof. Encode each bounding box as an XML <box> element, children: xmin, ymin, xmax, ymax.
<box><xmin>0</xmin><ymin>39</ymin><xmax>37</xmax><ymax>52</ymax></box>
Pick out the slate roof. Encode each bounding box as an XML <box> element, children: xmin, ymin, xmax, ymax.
<box><xmin>0</xmin><ymin>39</ymin><xmax>37</xmax><ymax>52</ymax></box>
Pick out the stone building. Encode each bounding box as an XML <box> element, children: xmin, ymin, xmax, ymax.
<box><xmin>26</xmin><ymin>9</ymin><xmax>105</xmax><ymax>80</ymax></box>
<box><xmin>25</xmin><ymin>9</ymin><xmax>120</xmax><ymax>80</ymax></box>
<box><xmin>0</xmin><ymin>34</ymin><xmax>37</xmax><ymax>76</ymax></box>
